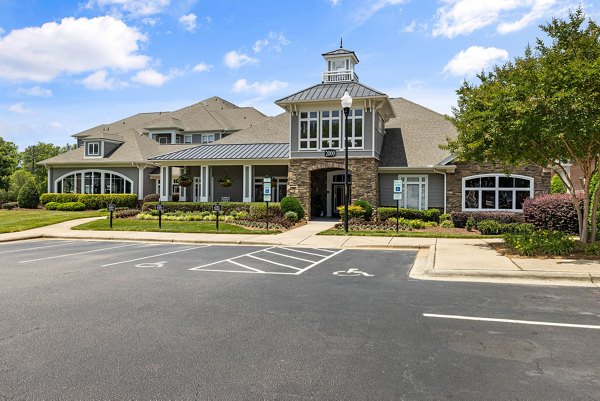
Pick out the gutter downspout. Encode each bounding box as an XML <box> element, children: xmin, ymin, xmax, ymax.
<box><xmin>433</xmin><ymin>167</ymin><xmax>447</xmax><ymax>214</ymax></box>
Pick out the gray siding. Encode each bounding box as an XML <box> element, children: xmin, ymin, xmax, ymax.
<box><xmin>103</xmin><ymin>141</ymin><xmax>121</xmax><ymax>157</ymax></box>
<box><xmin>379</xmin><ymin>173</ymin><xmax>445</xmax><ymax>210</ymax></box>
<box><xmin>142</xmin><ymin>168</ymin><xmax>155</xmax><ymax>197</ymax></box>
<box><xmin>212</xmin><ymin>166</ymin><xmax>243</xmax><ymax>202</ymax></box>
<box><xmin>291</xmin><ymin>150</ymin><xmax>373</xmax><ymax>158</ymax></box>
<box><xmin>364</xmin><ymin>110</ymin><xmax>373</xmax><ymax>152</ymax></box>
<box><xmin>290</xmin><ymin>114</ymin><xmax>299</xmax><ymax>152</ymax></box>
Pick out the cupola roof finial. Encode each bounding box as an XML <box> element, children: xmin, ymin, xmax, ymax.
<box><xmin>340</xmin><ymin>37</ymin><xmax>343</xmax><ymax>48</ymax></box>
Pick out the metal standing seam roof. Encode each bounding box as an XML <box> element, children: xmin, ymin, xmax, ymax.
<box><xmin>149</xmin><ymin>143</ymin><xmax>290</xmax><ymax>161</ymax></box>
<box><xmin>275</xmin><ymin>82</ymin><xmax>386</xmax><ymax>103</ymax></box>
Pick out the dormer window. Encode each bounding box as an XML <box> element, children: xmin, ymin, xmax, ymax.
<box><xmin>86</xmin><ymin>142</ymin><xmax>100</xmax><ymax>157</ymax></box>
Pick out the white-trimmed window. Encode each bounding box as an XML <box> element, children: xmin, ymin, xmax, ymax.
<box><xmin>299</xmin><ymin>112</ymin><xmax>319</xmax><ymax>150</ymax></box>
<box><xmin>201</xmin><ymin>133</ymin><xmax>215</xmax><ymax>143</ymax></box>
<box><xmin>184</xmin><ymin>134</ymin><xmax>193</xmax><ymax>144</ymax></box>
<box><xmin>55</xmin><ymin>170</ymin><xmax>133</xmax><ymax>194</ymax></box>
<box><xmin>344</xmin><ymin>109</ymin><xmax>363</xmax><ymax>149</ymax></box>
<box><xmin>462</xmin><ymin>174</ymin><xmax>533</xmax><ymax>212</ymax></box>
<box><xmin>86</xmin><ymin>142</ymin><xmax>100</xmax><ymax>156</ymax></box>
<box><xmin>321</xmin><ymin>110</ymin><xmax>341</xmax><ymax>149</ymax></box>
<box><xmin>397</xmin><ymin>175</ymin><xmax>428</xmax><ymax>210</ymax></box>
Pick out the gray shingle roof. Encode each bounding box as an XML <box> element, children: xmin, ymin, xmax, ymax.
<box><xmin>379</xmin><ymin>97</ymin><xmax>457</xmax><ymax>167</ymax></box>
<box><xmin>215</xmin><ymin>113</ymin><xmax>288</xmax><ymax>145</ymax></box>
<box><xmin>275</xmin><ymin>82</ymin><xmax>385</xmax><ymax>104</ymax></box>
<box><xmin>321</xmin><ymin>48</ymin><xmax>359</xmax><ymax>62</ymax></box>
<box><xmin>150</xmin><ymin>143</ymin><xmax>289</xmax><ymax>161</ymax></box>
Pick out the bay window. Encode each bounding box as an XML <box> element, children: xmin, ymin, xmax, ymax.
<box><xmin>463</xmin><ymin>174</ymin><xmax>533</xmax><ymax>211</ymax></box>
<box><xmin>299</xmin><ymin>109</ymin><xmax>363</xmax><ymax>151</ymax></box>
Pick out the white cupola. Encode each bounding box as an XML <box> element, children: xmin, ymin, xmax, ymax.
<box><xmin>321</xmin><ymin>40</ymin><xmax>359</xmax><ymax>83</ymax></box>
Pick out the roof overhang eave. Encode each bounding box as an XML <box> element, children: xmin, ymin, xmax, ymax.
<box><xmin>378</xmin><ymin>165</ymin><xmax>457</xmax><ymax>174</ymax></box>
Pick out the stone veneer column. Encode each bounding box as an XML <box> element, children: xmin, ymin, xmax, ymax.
<box><xmin>288</xmin><ymin>158</ymin><xmax>380</xmax><ymax>219</ymax></box>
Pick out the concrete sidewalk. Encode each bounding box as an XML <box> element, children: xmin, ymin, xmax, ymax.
<box><xmin>1</xmin><ymin>217</ymin><xmax>599</xmax><ymax>287</ymax></box>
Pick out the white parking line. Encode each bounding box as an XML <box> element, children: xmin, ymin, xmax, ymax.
<box><xmin>101</xmin><ymin>245</ymin><xmax>209</xmax><ymax>267</ymax></box>
<box><xmin>0</xmin><ymin>241</ymin><xmax>76</xmax><ymax>254</ymax></box>
<box><xmin>263</xmin><ymin>249</ymin><xmax>315</xmax><ymax>263</ymax></box>
<box><xmin>295</xmin><ymin>249</ymin><xmax>345</xmax><ymax>275</ymax></box>
<box><xmin>229</xmin><ymin>259</ymin><xmax>264</xmax><ymax>273</ymax></box>
<box><xmin>19</xmin><ymin>243</ymin><xmax>140</xmax><ymax>264</ymax></box>
<box><xmin>247</xmin><ymin>254</ymin><xmax>301</xmax><ymax>270</ymax></box>
<box><xmin>279</xmin><ymin>247</ymin><xmax>332</xmax><ymax>257</ymax></box>
<box><xmin>313</xmin><ymin>248</ymin><xmax>337</xmax><ymax>254</ymax></box>
<box><xmin>189</xmin><ymin>246</ymin><xmax>276</xmax><ymax>271</ymax></box>
<box><xmin>423</xmin><ymin>313</ymin><xmax>600</xmax><ymax>330</ymax></box>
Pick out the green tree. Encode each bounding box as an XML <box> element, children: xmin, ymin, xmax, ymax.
<box><xmin>446</xmin><ymin>9</ymin><xmax>600</xmax><ymax>243</ymax></box>
<box><xmin>20</xmin><ymin>142</ymin><xmax>75</xmax><ymax>193</ymax></box>
<box><xmin>0</xmin><ymin>137</ymin><xmax>19</xmax><ymax>191</ymax></box>
<box><xmin>8</xmin><ymin>170</ymin><xmax>35</xmax><ymax>201</ymax></box>
<box><xmin>17</xmin><ymin>180</ymin><xmax>40</xmax><ymax>209</ymax></box>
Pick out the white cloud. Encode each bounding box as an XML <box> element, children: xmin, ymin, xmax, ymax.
<box><xmin>142</xmin><ymin>17</ymin><xmax>160</xmax><ymax>26</ymax></box>
<box><xmin>330</xmin><ymin>0</ymin><xmax>340</xmax><ymax>5</ymax></box>
<box><xmin>193</xmin><ymin>63</ymin><xmax>212</xmax><ymax>73</ymax></box>
<box><xmin>82</xmin><ymin>70</ymin><xmax>128</xmax><ymax>90</ymax></box>
<box><xmin>86</xmin><ymin>0</ymin><xmax>171</xmax><ymax>17</ymax></box>
<box><xmin>0</xmin><ymin>27</ymin><xmax>4</xmax><ymax>35</ymax></box>
<box><xmin>403</xmin><ymin>20</ymin><xmax>416</xmax><ymax>33</ymax></box>
<box><xmin>232</xmin><ymin>79</ymin><xmax>288</xmax><ymax>96</ymax></box>
<box><xmin>17</xmin><ymin>86</ymin><xmax>52</xmax><ymax>97</ymax></box>
<box><xmin>353</xmin><ymin>0</ymin><xmax>408</xmax><ymax>25</ymax></box>
<box><xmin>8</xmin><ymin>102</ymin><xmax>32</xmax><ymax>114</ymax></box>
<box><xmin>443</xmin><ymin>46</ymin><xmax>509</xmax><ymax>77</ymax></box>
<box><xmin>223</xmin><ymin>51</ymin><xmax>259</xmax><ymax>69</ymax></box>
<box><xmin>0</xmin><ymin>16</ymin><xmax>149</xmax><ymax>83</ymax></box>
<box><xmin>132</xmin><ymin>68</ymin><xmax>181</xmax><ymax>86</ymax></box>
<box><xmin>49</xmin><ymin>121</ymin><xmax>64</xmax><ymax>130</ymax></box>
<box><xmin>433</xmin><ymin>0</ymin><xmax>558</xmax><ymax>38</ymax></box>
<box><xmin>252</xmin><ymin>32</ymin><xmax>290</xmax><ymax>53</ymax></box>
<box><xmin>179</xmin><ymin>13</ymin><xmax>197</xmax><ymax>32</ymax></box>
<box><xmin>253</xmin><ymin>38</ymin><xmax>269</xmax><ymax>53</ymax></box>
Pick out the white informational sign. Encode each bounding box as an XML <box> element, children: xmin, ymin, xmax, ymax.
<box><xmin>393</xmin><ymin>193</ymin><xmax>402</xmax><ymax>201</ymax></box>
<box><xmin>393</xmin><ymin>179</ymin><xmax>403</xmax><ymax>194</ymax></box>
<box><xmin>263</xmin><ymin>178</ymin><xmax>272</xmax><ymax>202</ymax></box>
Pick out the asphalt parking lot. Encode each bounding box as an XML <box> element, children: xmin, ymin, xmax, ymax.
<box><xmin>1</xmin><ymin>239</ymin><xmax>599</xmax><ymax>400</ymax></box>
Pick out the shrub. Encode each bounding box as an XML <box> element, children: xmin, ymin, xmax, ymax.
<box><xmin>477</xmin><ymin>219</ymin><xmax>503</xmax><ymax>235</ymax></box>
<box><xmin>423</xmin><ymin>208</ymin><xmax>441</xmax><ymax>223</ymax></box>
<box><xmin>172</xmin><ymin>193</ymin><xmax>180</xmax><ymax>202</ymax></box>
<box><xmin>280</xmin><ymin>197</ymin><xmax>305</xmax><ymax>220</ymax></box>
<box><xmin>550</xmin><ymin>175</ymin><xmax>567</xmax><ymax>194</ymax></box>
<box><xmin>77</xmin><ymin>194</ymin><xmax>138</xmax><ymax>210</ymax></box>
<box><xmin>55</xmin><ymin>202</ymin><xmax>86</xmax><ymax>211</ymax></box>
<box><xmin>378</xmin><ymin>207</ymin><xmax>424</xmax><ymax>221</ymax></box>
<box><xmin>523</xmin><ymin>194</ymin><xmax>579</xmax><ymax>234</ymax></box>
<box><xmin>17</xmin><ymin>181</ymin><xmax>40</xmax><ymax>209</ymax></box>
<box><xmin>439</xmin><ymin>213</ymin><xmax>451</xmax><ymax>222</ymax></box>
<box><xmin>40</xmin><ymin>193</ymin><xmax>79</xmax><ymax>205</ymax></box>
<box><xmin>440</xmin><ymin>220</ymin><xmax>454</xmax><ymax>228</ymax></box>
<box><xmin>142</xmin><ymin>201</ymin><xmax>252</xmax><ymax>215</ymax></box>
<box><xmin>284</xmin><ymin>211</ymin><xmax>299</xmax><ymax>222</ymax></box>
<box><xmin>337</xmin><ymin>204</ymin><xmax>365</xmax><ymax>219</ymax></box>
<box><xmin>115</xmin><ymin>209</ymin><xmax>141</xmax><ymax>218</ymax></box>
<box><xmin>45</xmin><ymin>202</ymin><xmax>59</xmax><ymax>210</ymax></box>
<box><xmin>450</xmin><ymin>211</ymin><xmax>523</xmax><ymax>228</ymax></box>
<box><xmin>466</xmin><ymin>217</ymin><xmax>475</xmax><ymax>231</ymax></box>
<box><xmin>249</xmin><ymin>202</ymin><xmax>283</xmax><ymax>219</ymax></box>
<box><xmin>353</xmin><ymin>200</ymin><xmax>373</xmax><ymax>221</ymax></box>
<box><xmin>2</xmin><ymin>202</ymin><xmax>18</xmax><ymax>210</ymax></box>
<box><xmin>143</xmin><ymin>193</ymin><xmax>160</xmax><ymax>203</ymax></box>
<box><xmin>503</xmin><ymin>230</ymin><xmax>576</xmax><ymax>256</ymax></box>
<box><xmin>502</xmin><ymin>223</ymin><xmax>535</xmax><ymax>235</ymax></box>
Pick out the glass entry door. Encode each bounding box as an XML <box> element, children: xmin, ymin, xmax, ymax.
<box><xmin>332</xmin><ymin>184</ymin><xmax>345</xmax><ymax>216</ymax></box>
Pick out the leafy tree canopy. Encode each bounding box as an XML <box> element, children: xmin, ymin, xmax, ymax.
<box><xmin>0</xmin><ymin>137</ymin><xmax>19</xmax><ymax>191</ymax></box>
<box><xmin>446</xmin><ymin>8</ymin><xmax>600</xmax><ymax>242</ymax></box>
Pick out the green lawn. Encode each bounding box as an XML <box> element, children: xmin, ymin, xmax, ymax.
<box><xmin>318</xmin><ymin>228</ymin><xmax>497</xmax><ymax>239</ymax></box>
<box><xmin>0</xmin><ymin>209</ymin><xmax>102</xmax><ymax>233</ymax></box>
<box><xmin>73</xmin><ymin>219</ymin><xmax>280</xmax><ymax>234</ymax></box>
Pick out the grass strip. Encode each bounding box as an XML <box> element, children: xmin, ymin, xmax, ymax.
<box><xmin>0</xmin><ymin>210</ymin><xmax>102</xmax><ymax>233</ymax></box>
<box><xmin>73</xmin><ymin>218</ymin><xmax>280</xmax><ymax>234</ymax></box>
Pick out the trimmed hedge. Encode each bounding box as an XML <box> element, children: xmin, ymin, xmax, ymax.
<box><xmin>249</xmin><ymin>203</ymin><xmax>283</xmax><ymax>219</ymax></box>
<box><xmin>55</xmin><ymin>202</ymin><xmax>86</xmax><ymax>211</ymax></box>
<box><xmin>45</xmin><ymin>202</ymin><xmax>59</xmax><ymax>210</ymax></box>
<box><xmin>522</xmin><ymin>194</ymin><xmax>579</xmax><ymax>234</ymax></box>
<box><xmin>17</xmin><ymin>181</ymin><xmax>40</xmax><ymax>209</ymax></box>
<box><xmin>143</xmin><ymin>193</ymin><xmax>160</xmax><ymax>203</ymax></box>
<box><xmin>280</xmin><ymin>197</ymin><xmax>305</xmax><ymax>220</ymax></box>
<box><xmin>378</xmin><ymin>207</ymin><xmax>441</xmax><ymax>222</ymax></box>
<box><xmin>40</xmin><ymin>193</ymin><xmax>79</xmax><ymax>205</ymax></box>
<box><xmin>40</xmin><ymin>193</ymin><xmax>138</xmax><ymax>209</ymax></box>
<box><xmin>2</xmin><ymin>202</ymin><xmax>18</xmax><ymax>210</ymax></box>
<box><xmin>450</xmin><ymin>211</ymin><xmax>523</xmax><ymax>228</ymax></box>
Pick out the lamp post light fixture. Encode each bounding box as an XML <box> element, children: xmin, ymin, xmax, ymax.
<box><xmin>341</xmin><ymin>91</ymin><xmax>353</xmax><ymax>233</ymax></box>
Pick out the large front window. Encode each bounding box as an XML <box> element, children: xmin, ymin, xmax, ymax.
<box><xmin>463</xmin><ymin>174</ymin><xmax>533</xmax><ymax>211</ymax></box>
<box><xmin>56</xmin><ymin>170</ymin><xmax>133</xmax><ymax>194</ymax></box>
<box><xmin>299</xmin><ymin>109</ymin><xmax>363</xmax><ymax>151</ymax></box>
<box><xmin>398</xmin><ymin>176</ymin><xmax>427</xmax><ymax>210</ymax></box>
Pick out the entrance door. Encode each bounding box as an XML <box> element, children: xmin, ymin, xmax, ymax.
<box><xmin>332</xmin><ymin>184</ymin><xmax>345</xmax><ymax>216</ymax></box>
<box><xmin>193</xmin><ymin>177</ymin><xmax>201</xmax><ymax>202</ymax></box>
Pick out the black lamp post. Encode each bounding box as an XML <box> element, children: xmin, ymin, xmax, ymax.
<box><xmin>341</xmin><ymin>91</ymin><xmax>353</xmax><ymax>233</ymax></box>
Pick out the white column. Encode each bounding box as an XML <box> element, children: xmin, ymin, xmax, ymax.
<box><xmin>171</xmin><ymin>131</ymin><xmax>176</xmax><ymax>144</ymax></box>
<box><xmin>138</xmin><ymin>167</ymin><xmax>145</xmax><ymax>200</ymax></box>
<box><xmin>200</xmin><ymin>166</ymin><xmax>210</xmax><ymax>202</ymax></box>
<box><xmin>160</xmin><ymin>166</ymin><xmax>172</xmax><ymax>201</ymax></box>
<box><xmin>180</xmin><ymin>186</ymin><xmax>187</xmax><ymax>202</ymax></box>
<box><xmin>242</xmin><ymin>165</ymin><xmax>253</xmax><ymax>202</ymax></box>
<box><xmin>47</xmin><ymin>167</ymin><xmax>52</xmax><ymax>193</ymax></box>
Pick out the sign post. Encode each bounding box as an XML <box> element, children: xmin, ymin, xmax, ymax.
<box><xmin>107</xmin><ymin>203</ymin><xmax>115</xmax><ymax>228</ymax></box>
<box><xmin>393</xmin><ymin>179</ymin><xmax>403</xmax><ymax>233</ymax></box>
<box><xmin>156</xmin><ymin>203</ymin><xmax>165</xmax><ymax>229</ymax></box>
<box><xmin>263</xmin><ymin>177</ymin><xmax>272</xmax><ymax>232</ymax></box>
<box><xmin>212</xmin><ymin>203</ymin><xmax>222</xmax><ymax>231</ymax></box>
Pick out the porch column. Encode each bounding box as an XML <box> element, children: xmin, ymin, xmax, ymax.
<box><xmin>47</xmin><ymin>167</ymin><xmax>52</xmax><ymax>193</ymax></box>
<box><xmin>138</xmin><ymin>166</ymin><xmax>145</xmax><ymax>200</ymax></box>
<box><xmin>200</xmin><ymin>165</ymin><xmax>211</xmax><ymax>202</ymax></box>
<box><xmin>160</xmin><ymin>166</ymin><xmax>172</xmax><ymax>201</ymax></box>
<box><xmin>180</xmin><ymin>186</ymin><xmax>187</xmax><ymax>202</ymax></box>
<box><xmin>243</xmin><ymin>164</ymin><xmax>253</xmax><ymax>202</ymax></box>
<box><xmin>171</xmin><ymin>131</ymin><xmax>176</xmax><ymax>144</ymax></box>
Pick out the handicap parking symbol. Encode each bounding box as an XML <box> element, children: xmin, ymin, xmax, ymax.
<box><xmin>135</xmin><ymin>261</ymin><xmax>167</xmax><ymax>268</ymax></box>
<box><xmin>333</xmin><ymin>268</ymin><xmax>373</xmax><ymax>277</ymax></box>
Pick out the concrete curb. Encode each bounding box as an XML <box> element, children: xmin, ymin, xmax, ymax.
<box><xmin>424</xmin><ymin>268</ymin><xmax>598</xmax><ymax>286</ymax></box>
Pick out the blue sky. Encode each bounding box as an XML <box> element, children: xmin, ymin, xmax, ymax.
<box><xmin>0</xmin><ymin>0</ymin><xmax>593</xmax><ymax>150</ymax></box>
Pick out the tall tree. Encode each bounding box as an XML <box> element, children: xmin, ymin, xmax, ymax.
<box><xmin>446</xmin><ymin>9</ymin><xmax>600</xmax><ymax>243</ymax></box>
<box><xmin>20</xmin><ymin>142</ymin><xmax>75</xmax><ymax>193</ymax></box>
<box><xmin>0</xmin><ymin>137</ymin><xmax>19</xmax><ymax>191</ymax></box>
